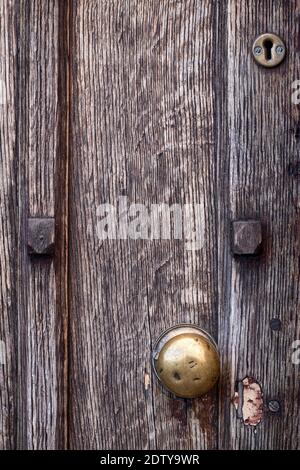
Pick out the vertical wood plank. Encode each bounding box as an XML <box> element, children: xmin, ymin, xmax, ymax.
<box><xmin>17</xmin><ymin>0</ymin><xmax>69</xmax><ymax>449</ymax></box>
<box><xmin>218</xmin><ymin>0</ymin><xmax>300</xmax><ymax>450</ymax></box>
<box><xmin>0</xmin><ymin>0</ymin><xmax>18</xmax><ymax>450</ymax></box>
<box><xmin>0</xmin><ymin>0</ymin><xmax>68</xmax><ymax>449</ymax></box>
<box><xmin>69</xmin><ymin>0</ymin><xmax>219</xmax><ymax>449</ymax></box>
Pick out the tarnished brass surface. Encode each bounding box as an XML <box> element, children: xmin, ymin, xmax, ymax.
<box><xmin>152</xmin><ymin>325</ymin><xmax>220</xmax><ymax>398</ymax></box>
<box><xmin>252</xmin><ymin>33</ymin><xmax>286</xmax><ymax>68</ymax></box>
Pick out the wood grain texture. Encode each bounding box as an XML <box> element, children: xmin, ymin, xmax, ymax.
<box><xmin>218</xmin><ymin>0</ymin><xmax>300</xmax><ymax>450</ymax></box>
<box><xmin>69</xmin><ymin>0</ymin><xmax>219</xmax><ymax>450</ymax></box>
<box><xmin>0</xmin><ymin>0</ymin><xmax>68</xmax><ymax>449</ymax></box>
<box><xmin>0</xmin><ymin>0</ymin><xmax>18</xmax><ymax>450</ymax></box>
<box><xmin>1</xmin><ymin>0</ymin><xmax>300</xmax><ymax>450</ymax></box>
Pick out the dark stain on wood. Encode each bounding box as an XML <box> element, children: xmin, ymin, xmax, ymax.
<box><xmin>288</xmin><ymin>162</ymin><xmax>300</xmax><ymax>177</ymax></box>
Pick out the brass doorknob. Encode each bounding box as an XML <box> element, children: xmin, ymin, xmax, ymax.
<box><xmin>152</xmin><ymin>325</ymin><xmax>220</xmax><ymax>398</ymax></box>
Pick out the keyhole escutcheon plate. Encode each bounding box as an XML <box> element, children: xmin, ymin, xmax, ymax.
<box><xmin>252</xmin><ymin>33</ymin><xmax>286</xmax><ymax>68</ymax></box>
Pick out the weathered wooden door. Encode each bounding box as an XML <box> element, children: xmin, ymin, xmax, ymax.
<box><xmin>1</xmin><ymin>0</ymin><xmax>300</xmax><ymax>450</ymax></box>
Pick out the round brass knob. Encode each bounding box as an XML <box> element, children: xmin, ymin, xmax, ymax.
<box><xmin>152</xmin><ymin>325</ymin><xmax>220</xmax><ymax>398</ymax></box>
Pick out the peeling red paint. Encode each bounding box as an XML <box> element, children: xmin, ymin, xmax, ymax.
<box><xmin>232</xmin><ymin>376</ymin><xmax>263</xmax><ymax>426</ymax></box>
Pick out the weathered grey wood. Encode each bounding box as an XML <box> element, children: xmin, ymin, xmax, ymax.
<box><xmin>1</xmin><ymin>0</ymin><xmax>300</xmax><ymax>451</ymax></box>
<box><xmin>0</xmin><ymin>0</ymin><xmax>18</xmax><ymax>450</ymax></box>
<box><xmin>69</xmin><ymin>0</ymin><xmax>219</xmax><ymax>450</ymax></box>
<box><xmin>218</xmin><ymin>0</ymin><xmax>300</xmax><ymax>450</ymax></box>
<box><xmin>0</xmin><ymin>0</ymin><xmax>68</xmax><ymax>449</ymax></box>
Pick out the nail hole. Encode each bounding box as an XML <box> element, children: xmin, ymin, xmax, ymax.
<box><xmin>173</xmin><ymin>372</ymin><xmax>181</xmax><ymax>381</ymax></box>
<box><xmin>269</xmin><ymin>318</ymin><xmax>282</xmax><ymax>331</ymax></box>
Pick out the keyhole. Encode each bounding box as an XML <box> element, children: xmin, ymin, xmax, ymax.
<box><xmin>263</xmin><ymin>39</ymin><xmax>273</xmax><ymax>61</ymax></box>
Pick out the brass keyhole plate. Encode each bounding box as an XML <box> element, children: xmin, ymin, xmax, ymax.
<box><xmin>252</xmin><ymin>33</ymin><xmax>286</xmax><ymax>68</ymax></box>
<box><xmin>152</xmin><ymin>324</ymin><xmax>220</xmax><ymax>399</ymax></box>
